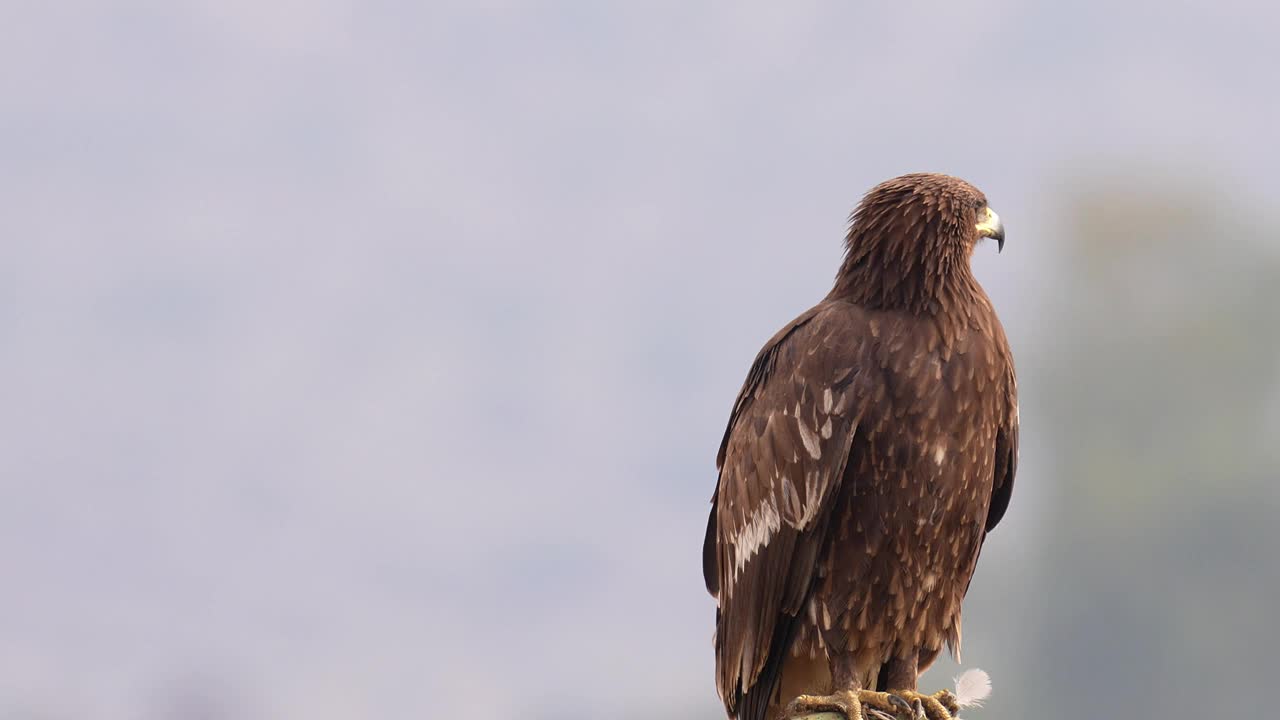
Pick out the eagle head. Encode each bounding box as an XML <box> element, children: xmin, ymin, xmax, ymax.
<box><xmin>832</xmin><ymin>173</ymin><xmax>1005</xmax><ymax>312</ymax></box>
<box><xmin>856</xmin><ymin>173</ymin><xmax>1004</xmax><ymax>254</ymax></box>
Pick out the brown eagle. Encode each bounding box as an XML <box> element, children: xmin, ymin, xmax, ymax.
<box><xmin>703</xmin><ymin>173</ymin><xmax>1017</xmax><ymax>720</ymax></box>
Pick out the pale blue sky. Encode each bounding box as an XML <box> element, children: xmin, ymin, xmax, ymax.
<box><xmin>2</xmin><ymin>2</ymin><xmax>1278</xmax><ymax>718</ymax></box>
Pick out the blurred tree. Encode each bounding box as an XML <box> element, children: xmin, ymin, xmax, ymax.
<box><xmin>1011</xmin><ymin>176</ymin><xmax>1280</xmax><ymax>719</ymax></box>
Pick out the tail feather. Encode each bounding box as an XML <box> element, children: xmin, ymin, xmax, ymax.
<box><xmin>734</xmin><ymin>612</ymin><xmax>799</xmax><ymax>720</ymax></box>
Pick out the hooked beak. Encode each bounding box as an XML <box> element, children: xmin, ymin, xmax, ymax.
<box><xmin>976</xmin><ymin>206</ymin><xmax>1005</xmax><ymax>252</ymax></box>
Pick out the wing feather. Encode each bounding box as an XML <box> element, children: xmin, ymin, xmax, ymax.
<box><xmin>703</xmin><ymin>302</ymin><xmax>879</xmax><ymax>719</ymax></box>
<box><xmin>985</xmin><ymin>392</ymin><xmax>1018</xmax><ymax>532</ymax></box>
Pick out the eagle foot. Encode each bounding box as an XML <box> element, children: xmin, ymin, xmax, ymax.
<box><xmin>884</xmin><ymin>690</ymin><xmax>957</xmax><ymax>720</ymax></box>
<box><xmin>785</xmin><ymin>689</ymin><xmax>909</xmax><ymax>720</ymax></box>
<box><xmin>786</xmin><ymin>689</ymin><xmax>957</xmax><ymax>720</ymax></box>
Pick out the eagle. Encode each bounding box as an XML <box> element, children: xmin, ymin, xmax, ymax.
<box><xmin>703</xmin><ymin>173</ymin><xmax>1018</xmax><ymax>720</ymax></box>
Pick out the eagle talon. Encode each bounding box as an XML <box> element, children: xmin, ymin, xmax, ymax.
<box><xmin>886</xmin><ymin>694</ymin><xmax>914</xmax><ymax>715</ymax></box>
<box><xmin>785</xmin><ymin>690</ymin><xmax>865</xmax><ymax>720</ymax></box>
<box><xmin>933</xmin><ymin>689</ymin><xmax>960</xmax><ymax>716</ymax></box>
<box><xmin>857</xmin><ymin>690</ymin><xmax>915</xmax><ymax>717</ymax></box>
<box><xmin>887</xmin><ymin>690</ymin><xmax>954</xmax><ymax>720</ymax></box>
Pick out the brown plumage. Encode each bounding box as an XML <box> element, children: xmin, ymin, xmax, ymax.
<box><xmin>703</xmin><ymin>173</ymin><xmax>1018</xmax><ymax>720</ymax></box>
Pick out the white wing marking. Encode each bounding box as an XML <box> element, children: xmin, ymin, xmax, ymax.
<box><xmin>729</xmin><ymin>500</ymin><xmax>781</xmax><ymax>588</ymax></box>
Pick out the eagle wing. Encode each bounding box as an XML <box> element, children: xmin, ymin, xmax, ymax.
<box><xmin>984</xmin><ymin>330</ymin><xmax>1019</xmax><ymax>533</ymax></box>
<box><xmin>986</xmin><ymin>401</ymin><xmax>1017</xmax><ymax>532</ymax></box>
<box><xmin>703</xmin><ymin>301</ymin><xmax>881</xmax><ymax>719</ymax></box>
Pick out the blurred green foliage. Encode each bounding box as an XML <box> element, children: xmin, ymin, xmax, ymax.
<box><xmin>1012</xmin><ymin>179</ymin><xmax>1280</xmax><ymax>719</ymax></box>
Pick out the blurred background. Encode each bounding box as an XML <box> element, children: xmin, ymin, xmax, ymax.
<box><xmin>3</xmin><ymin>1</ymin><xmax>1279</xmax><ymax>718</ymax></box>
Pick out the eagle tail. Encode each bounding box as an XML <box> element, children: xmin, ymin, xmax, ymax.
<box><xmin>946</xmin><ymin>618</ymin><xmax>962</xmax><ymax>664</ymax></box>
<box><xmin>734</xmin><ymin>612</ymin><xmax>800</xmax><ymax>720</ymax></box>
